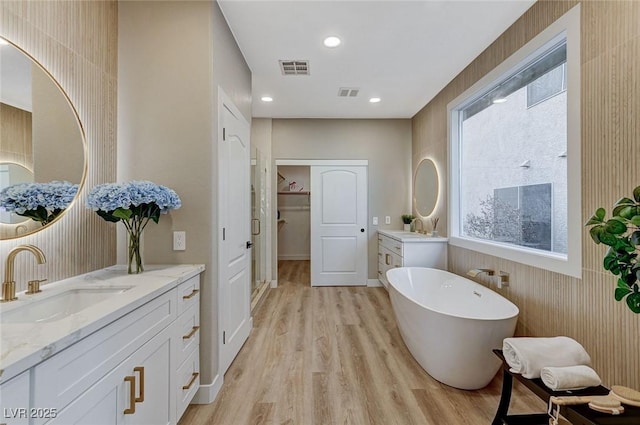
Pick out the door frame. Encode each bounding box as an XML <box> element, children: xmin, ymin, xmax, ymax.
<box><xmin>217</xmin><ymin>88</ymin><xmax>252</xmax><ymax>378</ymax></box>
<box><xmin>273</xmin><ymin>159</ymin><xmax>368</xmax><ymax>288</ymax></box>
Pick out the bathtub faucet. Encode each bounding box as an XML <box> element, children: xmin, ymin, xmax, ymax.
<box><xmin>467</xmin><ymin>268</ymin><xmax>494</xmax><ymax>278</ymax></box>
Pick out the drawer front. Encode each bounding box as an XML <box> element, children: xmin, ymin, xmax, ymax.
<box><xmin>176</xmin><ymin>348</ymin><xmax>200</xmax><ymax>421</ymax></box>
<box><xmin>378</xmin><ymin>234</ymin><xmax>403</xmax><ymax>256</ymax></box>
<box><xmin>33</xmin><ymin>288</ymin><xmax>177</xmax><ymax>414</ymax></box>
<box><xmin>377</xmin><ymin>259</ymin><xmax>389</xmax><ymax>288</ymax></box>
<box><xmin>176</xmin><ymin>303</ymin><xmax>200</xmax><ymax>367</ymax></box>
<box><xmin>380</xmin><ymin>246</ymin><xmax>403</xmax><ymax>269</ymax></box>
<box><xmin>0</xmin><ymin>371</ymin><xmax>30</xmax><ymax>425</ymax></box>
<box><xmin>177</xmin><ymin>275</ymin><xmax>200</xmax><ymax>316</ymax></box>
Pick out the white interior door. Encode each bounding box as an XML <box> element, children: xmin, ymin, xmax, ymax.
<box><xmin>310</xmin><ymin>165</ymin><xmax>367</xmax><ymax>286</ymax></box>
<box><xmin>219</xmin><ymin>93</ymin><xmax>251</xmax><ymax>375</ymax></box>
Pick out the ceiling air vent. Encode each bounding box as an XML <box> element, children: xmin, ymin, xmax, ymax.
<box><xmin>279</xmin><ymin>60</ymin><xmax>310</xmax><ymax>76</ymax></box>
<box><xmin>338</xmin><ymin>87</ymin><xmax>359</xmax><ymax>97</ymax></box>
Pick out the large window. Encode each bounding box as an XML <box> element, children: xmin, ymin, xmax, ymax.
<box><xmin>448</xmin><ymin>6</ymin><xmax>581</xmax><ymax>277</ymax></box>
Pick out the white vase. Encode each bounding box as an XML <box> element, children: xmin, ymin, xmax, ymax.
<box><xmin>403</xmin><ymin>223</ymin><xmax>411</xmax><ymax>231</ymax></box>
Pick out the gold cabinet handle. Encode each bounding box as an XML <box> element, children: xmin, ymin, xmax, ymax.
<box><xmin>385</xmin><ymin>254</ymin><xmax>391</xmax><ymax>266</ymax></box>
<box><xmin>182</xmin><ymin>325</ymin><xmax>200</xmax><ymax>340</ymax></box>
<box><xmin>182</xmin><ymin>372</ymin><xmax>199</xmax><ymax>390</ymax></box>
<box><xmin>124</xmin><ymin>375</ymin><xmax>136</xmax><ymax>414</ymax></box>
<box><xmin>134</xmin><ymin>366</ymin><xmax>145</xmax><ymax>403</ymax></box>
<box><xmin>378</xmin><ymin>271</ymin><xmax>382</xmax><ymax>275</ymax></box>
<box><xmin>182</xmin><ymin>288</ymin><xmax>200</xmax><ymax>300</ymax></box>
<box><xmin>394</xmin><ymin>246</ymin><xmax>401</xmax><ymax>251</ymax></box>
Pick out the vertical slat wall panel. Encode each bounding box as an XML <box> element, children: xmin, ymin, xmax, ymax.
<box><xmin>0</xmin><ymin>1</ymin><xmax>117</xmax><ymax>290</ymax></box>
<box><xmin>413</xmin><ymin>0</ymin><xmax>639</xmax><ymax>388</ymax></box>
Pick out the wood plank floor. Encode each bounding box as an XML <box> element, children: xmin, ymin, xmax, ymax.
<box><xmin>179</xmin><ymin>261</ymin><xmax>545</xmax><ymax>425</ymax></box>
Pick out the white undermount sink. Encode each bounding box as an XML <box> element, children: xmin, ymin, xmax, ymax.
<box><xmin>1</xmin><ymin>286</ymin><xmax>132</xmax><ymax>324</ymax></box>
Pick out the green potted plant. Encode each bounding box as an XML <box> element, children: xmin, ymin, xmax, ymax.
<box><xmin>585</xmin><ymin>185</ymin><xmax>640</xmax><ymax>313</ymax></box>
<box><xmin>402</xmin><ymin>214</ymin><xmax>415</xmax><ymax>231</ymax></box>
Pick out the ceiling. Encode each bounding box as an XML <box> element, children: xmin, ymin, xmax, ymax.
<box><xmin>219</xmin><ymin>0</ymin><xmax>536</xmax><ymax>119</ymax></box>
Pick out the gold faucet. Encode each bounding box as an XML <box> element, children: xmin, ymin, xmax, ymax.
<box><xmin>467</xmin><ymin>268</ymin><xmax>494</xmax><ymax>278</ymax></box>
<box><xmin>414</xmin><ymin>218</ymin><xmax>425</xmax><ymax>233</ymax></box>
<box><xmin>2</xmin><ymin>245</ymin><xmax>47</xmax><ymax>302</ymax></box>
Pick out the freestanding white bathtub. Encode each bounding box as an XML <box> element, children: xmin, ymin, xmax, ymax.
<box><xmin>386</xmin><ymin>267</ymin><xmax>519</xmax><ymax>390</ymax></box>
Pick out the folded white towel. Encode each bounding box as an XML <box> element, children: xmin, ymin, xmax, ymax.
<box><xmin>502</xmin><ymin>336</ymin><xmax>591</xmax><ymax>379</ymax></box>
<box><xmin>541</xmin><ymin>365</ymin><xmax>602</xmax><ymax>391</ymax></box>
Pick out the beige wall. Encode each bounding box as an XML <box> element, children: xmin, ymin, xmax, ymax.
<box><xmin>412</xmin><ymin>0</ymin><xmax>640</xmax><ymax>388</ymax></box>
<box><xmin>0</xmin><ymin>1</ymin><xmax>117</xmax><ymax>287</ymax></box>
<box><xmin>272</xmin><ymin>119</ymin><xmax>412</xmax><ymax>280</ymax></box>
<box><xmin>118</xmin><ymin>0</ymin><xmax>251</xmax><ymax>390</ymax></box>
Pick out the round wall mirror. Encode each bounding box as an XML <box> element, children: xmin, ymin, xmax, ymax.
<box><xmin>0</xmin><ymin>37</ymin><xmax>86</xmax><ymax>239</ymax></box>
<box><xmin>414</xmin><ymin>158</ymin><xmax>438</xmax><ymax>217</ymax></box>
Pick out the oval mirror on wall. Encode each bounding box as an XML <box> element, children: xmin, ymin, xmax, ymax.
<box><xmin>0</xmin><ymin>37</ymin><xmax>86</xmax><ymax>239</ymax></box>
<box><xmin>414</xmin><ymin>158</ymin><xmax>438</xmax><ymax>217</ymax></box>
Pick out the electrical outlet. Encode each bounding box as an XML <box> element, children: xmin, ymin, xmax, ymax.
<box><xmin>173</xmin><ymin>231</ymin><xmax>186</xmax><ymax>251</ymax></box>
<box><xmin>385</xmin><ymin>216</ymin><xmax>391</xmax><ymax>225</ymax></box>
<box><xmin>372</xmin><ymin>216</ymin><xmax>378</xmax><ymax>225</ymax></box>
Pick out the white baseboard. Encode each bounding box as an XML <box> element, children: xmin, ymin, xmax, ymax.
<box><xmin>270</xmin><ymin>279</ymin><xmax>277</xmax><ymax>288</ymax></box>
<box><xmin>367</xmin><ymin>278</ymin><xmax>383</xmax><ymax>287</ymax></box>
<box><xmin>192</xmin><ymin>373</ymin><xmax>223</xmax><ymax>404</ymax></box>
<box><xmin>278</xmin><ymin>254</ymin><xmax>310</xmax><ymax>260</ymax></box>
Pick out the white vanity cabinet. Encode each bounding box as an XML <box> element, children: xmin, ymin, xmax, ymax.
<box><xmin>174</xmin><ymin>277</ymin><xmax>201</xmax><ymax>420</ymax></box>
<box><xmin>45</xmin><ymin>324</ymin><xmax>173</xmax><ymax>425</ymax></box>
<box><xmin>377</xmin><ymin>230</ymin><xmax>447</xmax><ymax>288</ymax></box>
<box><xmin>0</xmin><ymin>266</ymin><xmax>203</xmax><ymax>425</ymax></box>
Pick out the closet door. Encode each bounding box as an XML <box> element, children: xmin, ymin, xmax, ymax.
<box><xmin>310</xmin><ymin>165</ymin><xmax>367</xmax><ymax>286</ymax></box>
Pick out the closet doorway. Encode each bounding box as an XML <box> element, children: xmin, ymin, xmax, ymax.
<box><xmin>275</xmin><ymin>160</ymin><xmax>368</xmax><ymax>287</ymax></box>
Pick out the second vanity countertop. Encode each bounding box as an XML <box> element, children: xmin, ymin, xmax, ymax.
<box><xmin>378</xmin><ymin>229</ymin><xmax>448</xmax><ymax>243</ymax></box>
<box><xmin>0</xmin><ymin>263</ymin><xmax>205</xmax><ymax>384</ymax></box>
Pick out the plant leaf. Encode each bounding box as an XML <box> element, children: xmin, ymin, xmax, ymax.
<box><xmin>615</xmin><ymin>287</ymin><xmax>632</xmax><ymax>301</ymax></box>
<box><xmin>634</xmin><ymin>186</ymin><xmax>640</xmax><ymax>203</ymax></box>
<box><xmin>113</xmin><ymin>208</ymin><xmax>132</xmax><ymax>220</ymax></box>
<box><xmin>595</xmin><ymin>207</ymin><xmax>606</xmax><ymax>220</ymax></box>
<box><xmin>625</xmin><ymin>292</ymin><xmax>640</xmax><ymax>313</ymax></box>
<box><xmin>631</xmin><ymin>216</ymin><xmax>640</xmax><ymax>226</ymax></box>
<box><xmin>97</xmin><ymin>209</ymin><xmax>120</xmax><ymax>223</ymax></box>
<box><xmin>614</xmin><ymin>197</ymin><xmax>635</xmax><ymax>207</ymax></box>
<box><xmin>589</xmin><ymin>226</ymin><xmax>604</xmax><ymax>244</ymax></box>
<box><xmin>585</xmin><ymin>215</ymin><xmax>604</xmax><ymax>226</ymax></box>
<box><xmin>617</xmin><ymin>206</ymin><xmax>636</xmax><ymax>220</ymax></box>
<box><xmin>603</xmin><ymin>254</ymin><xmax>618</xmax><ymax>271</ymax></box>
<box><xmin>598</xmin><ymin>231</ymin><xmax>618</xmax><ymax>246</ymax></box>
<box><xmin>605</xmin><ymin>219</ymin><xmax>627</xmax><ymax>235</ymax></box>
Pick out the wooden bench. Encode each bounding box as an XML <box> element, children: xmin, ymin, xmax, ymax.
<box><xmin>492</xmin><ymin>349</ymin><xmax>640</xmax><ymax>425</ymax></box>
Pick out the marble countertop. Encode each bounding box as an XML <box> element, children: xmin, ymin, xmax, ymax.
<box><xmin>0</xmin><ymin>264</ymin><xmax>205</xmax><ymax>384</ymax></box>
<box><xmin>378</xmin><ymin>229</ymin><xmax>448</xmax><ymax>243</ymax></box>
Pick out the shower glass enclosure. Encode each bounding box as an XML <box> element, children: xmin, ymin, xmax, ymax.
<box><xmin>251</xmin><ymin>147</ymin><xmax>268</xmax><ymax>302</ymax></box>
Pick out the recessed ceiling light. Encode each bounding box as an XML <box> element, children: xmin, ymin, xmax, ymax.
<box><xmin>323</xmin><ymin>36</ymin><xmax>341</xmax><ymax>48</ymax></box>
<box><xmin>261</xmin><ymin>96</ymin><xmax>273</xmax><ymax>102</ymax></box>
<box><xmin>0</xmin><ymin>38</ymin><xmax>9</xmax><ymax>46</ymax></box>
<box><xmin>369</xmin><ymin>97</ymin><xmax>381</xmax><ymax>103</ymax></box>
<box><xmin>492</xmin><ymin>97</ymin><xmax>507</xmax><ymax>104</ymax></box>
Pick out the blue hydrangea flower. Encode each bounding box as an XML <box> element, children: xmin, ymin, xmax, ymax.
<box><xmin>87</xmin><ymin>180</ymin><xmax>181</xmax><ymax>213</ymax></box>
<box><xmin>0</xmin><ymin>181</ymin><xmax>79</xmax><ymax>224</ymax></box>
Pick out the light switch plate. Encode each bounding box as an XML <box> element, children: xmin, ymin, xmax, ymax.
<box><xmin>372</xmin><ymin>216</ymin><xmax>378</xmax><ymax>225</ymax></box>
<box><xmin>173</xmin><ymin>231</ymin><xmax>186</xmax><ymax>251</ymax></box>
<box><xmin>385</xmin><ymin>216</ymin><xmax>391</xmax><ymax>225</ymax></box>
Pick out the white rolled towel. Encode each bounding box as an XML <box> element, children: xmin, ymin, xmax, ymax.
<box><xmin>541</xmin><ymin>365</ymin><xmax>602</xmax><ymax>391</ymax></box>
<box><xmin>502</xmin><ymin>336</ymin><xmax>591</xmax><ymax>379</ymax></box>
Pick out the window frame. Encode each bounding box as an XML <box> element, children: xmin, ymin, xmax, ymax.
<box><xmin>447</xmin><ymin>4</ymin><xmax>581</xmax><ymax>278</ymax></box>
